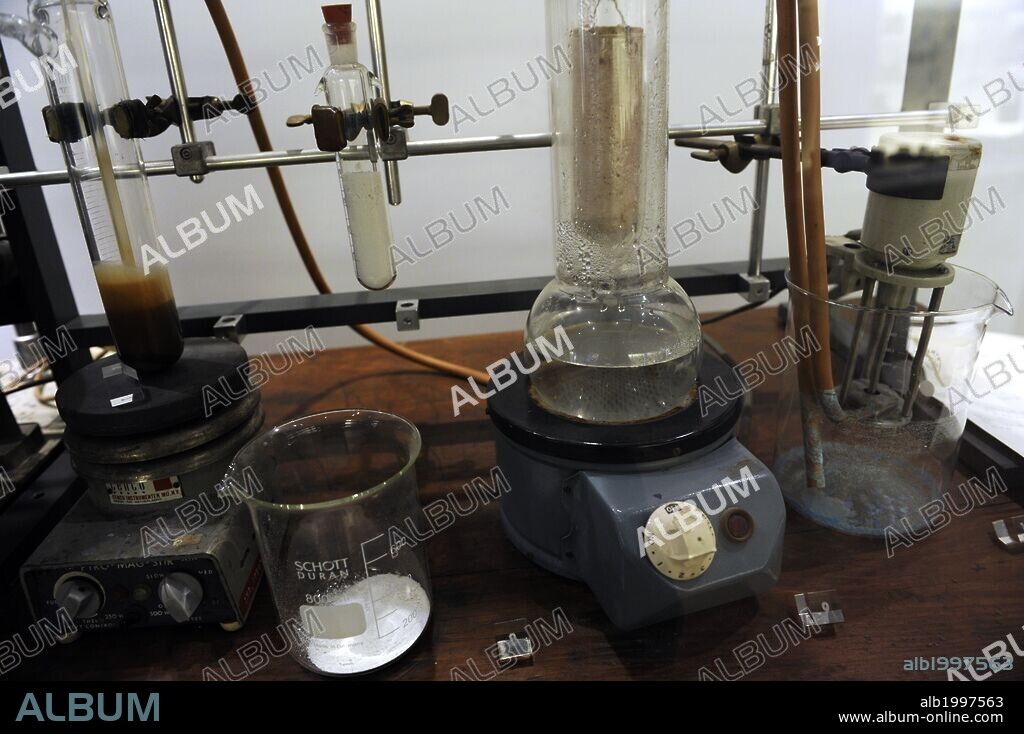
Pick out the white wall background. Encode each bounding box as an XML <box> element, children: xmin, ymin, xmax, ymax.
<box><xmin>1</xmin><ymin>0</ymin><xmax>1021</xmax><ymax>364</ymax></box>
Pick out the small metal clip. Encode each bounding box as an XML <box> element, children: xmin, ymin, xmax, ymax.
<box><xmin>992</xmin><ymin>515</ymin><xmax>1024</xmax><ymax>553</ymax></box>
<box><xmin>171</xmin><ymin>140</ymin><xmax>216</xmax><ymax>177</ymax></box>
<box><xmin>491</xmin><ymin>616</ymin><xmax>536</xmax><ymax>669</ymax></box>
<box><xmin>495</xmin><ymin>632</ymin><xmax>534</xmax><ymax>667</ymax></box>
<box><xmin>213</xmin><ymin>314</ymin><xmax>246</xmax><ymax>344</ymax></box>
<box><xmin>740</xmin><ymin>273</ymin><xmax>771</xmax><ymax>304</ymax></box>
<box><xmin>757</xmin><ymin>102</ymin><xmax>781</xmax><ymax>137</ymax></box>
<box><xmin>794</xmin><ymin>590</ymin><xmax>844</xmax><ymax>632</ymax></box>
<box><xmin>396</xmin><ymin>300</ymin><xmax>419</xmax><ymax>332</ymax></box>
<box><xmin>378</xmin><ymin>127</ymin><xmax>408</xmax><ymax>161</ymax></box>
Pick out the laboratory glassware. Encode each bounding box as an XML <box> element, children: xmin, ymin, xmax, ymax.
<box><xmin>226</xmin><ymin>410</ymin><xmax>431</xmax><ymax>676</ymax></box>
<box><xmin>774</xmin><ymin>267</ymin><xmax>1012</xmax><ymax>536</ymax></box>
<box><xmin>319</xmin><ymin>4</ymin><xmax>396</xmax><ymax>290</ymax></box>
<box><xmin>34</xmin><ymin>0</ymin><xmax>184</xmax><ymax>372</ymax></box>
<box><xmin>526</xmin><ymin>0</ymin><xmax>702</xmax><ymax>424</ymax></box>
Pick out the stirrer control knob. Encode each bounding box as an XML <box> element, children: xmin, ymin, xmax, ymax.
<box><xmin>644</xmin><ymin>501</ymin><xmax>717</xmax><ymax>581</ymax></box>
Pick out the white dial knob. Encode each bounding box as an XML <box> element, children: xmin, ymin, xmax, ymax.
<box><xmin>644</xmin><ymin>501</ymin><xmax>717</xmax><ymax>581</ymax></box>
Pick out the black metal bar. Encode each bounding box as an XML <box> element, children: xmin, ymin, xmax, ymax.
<box><xmin>0</xmin><ymin>43</ymin><xmax>89</xmax><ymax>382</ymax></box>
<box><xmin>959</xmin><ymin>420</ymin><xmax>1024</xmax><ymax>505</ymax></box>
<box><xmin>63</xmin><ymin>258</ymin><xmax>790</xmax><ymax>346</ymax></box>
<box><xmin>0</xmin><ymin>393</ymin><xmax>19</xmax><ymax>439</ymax></box>
<box><xmin>0</xmin><ymin>242</ymin><xmax>32</xmax><ymax>324</ymax></box>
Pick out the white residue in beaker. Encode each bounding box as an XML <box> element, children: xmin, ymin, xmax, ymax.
<box><xmin>300</xmin><ymin>573</ymin><xmax>430</xmax><ymax>676</ymax></box>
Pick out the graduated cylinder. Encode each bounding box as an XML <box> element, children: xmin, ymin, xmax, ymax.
<box><xmin>527</xmin><ymin>0</ymin><xmax>702</xmax><ymax>424</ymax></box>
<box><xmin>36</xmin><ymin>0</ymin><xmax>184</xmax><ymax>373</ymax></box>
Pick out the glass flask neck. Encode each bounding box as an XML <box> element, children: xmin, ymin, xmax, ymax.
<box><xmin>547</xmin><ymin>0</ymin><xmax>671</xmax><ymax>294</ymax></box>
<box><xmin>0</xmin><ymin>10</ymin><xmax>58</xmax><ymax>56</ymax></box>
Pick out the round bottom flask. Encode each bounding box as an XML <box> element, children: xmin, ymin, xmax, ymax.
<box><xmin>526</xmin><ymin>278</ymin><xmax>702</xmax><ymax>424</ymax></box>
<box><xmin>531</xmin><ymin>0</ymin><xmax>699</xmax><ymax>425</ymax></box>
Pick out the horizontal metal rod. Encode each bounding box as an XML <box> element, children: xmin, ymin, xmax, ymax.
<box><xmin>669</xmin><ymin>120</ymin><xmax>769</xmax><ymax>138</ymax></box>
<box><xmin>820</xmin><ymin>110</ymin><xmax>947</xmax><ymax>130</ymax></box>
<box><xmin>0</xmin><ymin>109</ymin><xmax>949</xmax><ymax>189</ymax></box>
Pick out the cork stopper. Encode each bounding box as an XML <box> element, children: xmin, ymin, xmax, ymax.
<box><xmin>322</xmin><ymin>4</ymin><xmax>353</xmax><ymax>26</ymax></box>
<box><xmin>322</xmin><ymin>4</ymin><xmax>354</xmax><ymax>52</ymax></box>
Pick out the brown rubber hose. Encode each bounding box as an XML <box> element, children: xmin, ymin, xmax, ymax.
<box><xmin>777</xmin><ymin>0</ymin><xmax>826</xmax><ymax>487</ymax></box>
<box><xmin>797</xmin><ymin>0</ymin><xmax>834</xmax><ymax>391</ymax></box>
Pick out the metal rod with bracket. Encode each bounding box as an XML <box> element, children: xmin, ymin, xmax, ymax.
<box><xmin>153</xmin><ymin>0</ymin><xmax>208</xmax><ymax>184</ymax></box>
<box><xmin>365</xmin><ymin>0</ymin><xmax>401</xmax><ymax>205</ymax></box>
<box><xmin>742</xmin><ymin>0</ymin><xmax>779</xmax><ymax>303</ymax></box>
<box><xmin>0</xmin><ymin>109</ymin><xmax>954</xmax><ymax>190</ymax></box>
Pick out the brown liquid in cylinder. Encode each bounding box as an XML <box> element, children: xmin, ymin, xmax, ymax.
<box><xmin>570</xmin><ymin>24</ymin><xmax>644</xmax><ymax>245</ymax></box>
<box><xmin>94</xmin><ymin>262</ymin><xmax>184</xmax><ymax>373</ymax></box>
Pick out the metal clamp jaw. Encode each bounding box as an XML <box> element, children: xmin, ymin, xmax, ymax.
<box><xmin>287</xmin><ymin>93</ymin><xmax>449</xmax><ymax>157</ymax></box>
<box><xmin>42</xmin><ymin>93</ymin><xmax>253</xmax><ymax>144</ymax></box>
<box><xmin>686</xmin><ymin>138</ymin><xmax>756</xmax><ymax>174</ymax></box>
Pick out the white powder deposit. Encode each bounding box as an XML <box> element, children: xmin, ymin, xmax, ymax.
<box><xmin>341</xmin><ymin>169</ymin><xmax>395</xmax><ymax>290</ymax></box>
<box><xmin>299</xmin><ymin>573</ymin><xmax>430</xmax><ymax>676</ymax></box>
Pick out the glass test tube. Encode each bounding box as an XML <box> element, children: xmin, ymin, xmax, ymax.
<box><xmin>321</xmin><ymin>4</ymin><xmax>396</xmax><ymax>291</ymax></box>
<box><xmin>36</xmin><ymin>0</ymin><xmax>184</xmax><ymax>373</ymax></box>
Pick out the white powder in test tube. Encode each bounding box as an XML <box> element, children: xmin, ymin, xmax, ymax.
<box><xmin>341</xmin><ymin>170</ymin><xmax>396</xmax><ymax>290</ymax></box>
<box><xmin>301</xmin><ymin>573</ymin><xmax>430</xmax><ymax>676</ymax></box>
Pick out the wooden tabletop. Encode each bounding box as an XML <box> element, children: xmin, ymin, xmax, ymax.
<box><xmin>17</xmin><ymin>309</ymin><xmax>1024</xmax><ymax>681</ymax></box>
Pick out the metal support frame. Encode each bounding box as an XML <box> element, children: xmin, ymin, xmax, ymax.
<box><xmin>365</xmin><ymin>0</ymin><xmax>401</xmax><ymax>205</ymax></box>
<box><xmin>61</xmin><ymin>259</ymin><xmax>789</xmax><ymax>349</ymax></box>
<box><xmin>0</xmin><ymin>110</ymin><xmax>954</xmax><ymax>191</ymax></box>
<box><xmin>901</xmin><ymin>0</ymin><xmax>963</xmax><ymax>131</ymax></box>
<box><xmin>0</xmin><ymin>45</ymin><xmax>90</xmax><ymax>382</ymax></box>
<box><xmin>742</xmin><ymin>0</ymin><xmax>779</xmax><ymax>303</ymax></box>
<box><xmin>153</xmin><ymin>0</ymin><xmax>209</xmax><ymax>183</ymax></box>
<box><xmin>0</xmin><ymin>3</ymin><xmax>966</xmax><ymax>372</ymax></box>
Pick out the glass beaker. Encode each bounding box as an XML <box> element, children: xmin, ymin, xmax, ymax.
<box><xmin>526</xmin><ymin>0</ymin><xmax>703</xmax><ymax>424</ymax></box>
<box><xmin>226</xmin><ymin>410</ymin><xmax>431</xmax><ymax>676</ymax></box>
<box><xmin>774</xmin><ymin>267</ymin><xmax>1012</xmax><ymax>536</ymax></box>
<box><xmin>34</xmin><ymin>0</ymin><xmax>184</xmax><ymax>372</ymax></box>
